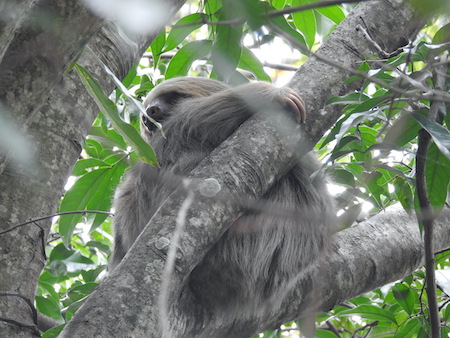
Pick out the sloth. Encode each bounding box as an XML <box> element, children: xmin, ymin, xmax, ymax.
<box><xmin>109</xmin><ymin>76</ymin><xmax>334</xmax><ymax>333</ymax></box>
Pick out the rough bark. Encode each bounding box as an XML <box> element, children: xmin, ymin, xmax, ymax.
<box><xmin>0</xmin><ymin>0</ymin><xmax>103</xmax><ymax>134</ymax></box>
<box><xmin>0</xmin><ymin>0</ymin><xmax>34</xmax><ymax>62</ymax></box>
<box><xmin>60</xmin><ymin>1</ymin><xmax>433</xmax><ymax>337</ymax></box>
<box><xmin>0</xmin><ymin>0</ymin><xmax>186</xmax><ymax>336</ymax></box>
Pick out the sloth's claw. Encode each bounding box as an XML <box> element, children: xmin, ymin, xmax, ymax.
<box><xmin>284</xmin><ymin>89</ymin><xmax>307</xmax><ymax>124</ymax></box>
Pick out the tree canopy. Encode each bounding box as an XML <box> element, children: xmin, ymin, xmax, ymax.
<box><xmin>0</xmin><ymin>0</ymin><xmax>450</xmax><ymax>337</ymax></box>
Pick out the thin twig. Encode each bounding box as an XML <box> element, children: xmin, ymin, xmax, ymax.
<box><xmin>172</xmin><ymin>0</ymin><xmax>367</xmax><ymax>28</ymax></box>
<box><xmin>0</xmin><ymin>210</ymin><xmax>112</xmax><ymax>236</ymax></box>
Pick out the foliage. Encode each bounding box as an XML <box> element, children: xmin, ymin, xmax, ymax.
<box><xmin>36</xmin><ymin>0</ymin><xmax>450</xmax><ymax>337</ymax></box>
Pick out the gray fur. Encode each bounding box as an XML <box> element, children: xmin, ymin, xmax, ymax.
<box><xmin>110</xmin><ymin>77</ymin><xmax>334</xmax><ymax>331</ymax></box>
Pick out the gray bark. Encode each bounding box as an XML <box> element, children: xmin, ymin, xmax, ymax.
<box><xmin>60</xmin><ymin>1</ymin><xmax>434</xmax><ymax>337</ymax></box>
<box><xmin>0</xmin><ymin>0</ymin><xmax>103</xmax><ymax>136</ymax></box>
<box><xmin>0</xmin><ymin>0</ymin><xmax>186</xmax><ymax>336</ymax></box>
<box><xmin>0</xmin><ymin>0</ymin><xmax>34</xmax><ymax>62</ymax></box>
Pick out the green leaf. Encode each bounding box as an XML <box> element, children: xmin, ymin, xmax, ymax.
<box><xmin>50</xmin><ymin>243</ymin><xmax>75</xmax><ymax>261</ymax></box>
<box><xmin>89</xmin><ymin>125</ymin><xmax>128</xmax><ymax>150</ymax></box>
<box><xmin>292</xmin><ymin>0</ymin><xmax>316</xmax><ymax>48</ymax></box>
<box><xmin>74</xmin><ymin>64</ymin><xmax>157</xmax><ymax>165</ymax></box>
<box><xmin>425</xmin><ymin>143</ymin><xmax>450</xmax><ymax>211</ymax></box>
<box><xmin>84</xmin><ymin>138</ymin><xmax>103</xmax><ymax>158</ymax></box>
<box><xmin>81</xmin><ymin>266</ymin><xmax>106</xmax><ymax>283</ymax></box>
<box><xmin>121</xmin><ymin>61</ymin><xmax>138</xmax><ymax>88</ymax></box>
<box><xmin>86</xmin><ymin>157</ymin><xmax>125</xmax><ymax>230</ymax></box>
<box><xmin>166</xmin><ymin>40</ymin><xmax>213</xmax><ymax>79</ymax></box>
<box><xmin>394</xmin><ymin>317</ymin><xmax>423</xmax><ymax>337</ymax></box>
<box><xmin>72</xmin><ymin>158</ymin><xmax>108</xmax><ymax>176</ymax></box>
<box><xmin>326</xmin><ymin>92</ymin><xmax>369</xmax><ymax>106</ymax></box>
<box><xmin>315</xmin><ymin>329</ymin><xmax>338</xmax><ymax>338</ymax></box>
<box><xmin>36</xmin><ymin>296</ymin><xmax>63</xmax><ymax>321</ymax></box>
<box><xmin>384</xmin><ymin>111</ymin><xmax>424</xmax><ymax>147</ymax></box>
<box><xmin>315</xmin><ymin>4</ymin><xmax>345</xmax><ymax>24</ymax></box>
<box><xmin>271</xmin><ymin>0</ymin><xmax>287</xmax><ymax>10</ymax></box>
<box><xmin>331</xmin><ymin>168</ymin><xmax>355</xmax><ymax>187</ymax></box>
<box><xmin>42</xmin><ymin>324</ymin><xmax>65</xmax><ymax>338</ymax></box>
<box><xmin>211</xmin><ymin>18</ymin><xmax>243</xmax><ymax>81</ymax></box>
<box><xmin>392</xmin><ymin>283</ymin><xmax>416</xmax><ymax>315</ymax></box>
<box><xmin>163</xmin><ymin>13</ymin><xmax>204</xmax><ymax>53</ymax></box>
<box><xmin>238</xmin><ymin>46</ymin><xmax>271</xmax><ymax>81</ymax></box>
<box><xmin>267</xmin><ymin>6</ymin><xmax>307</xmax><ymax>52</ymax></box>
<box><xmin>67</xmin><ymin>282</ymin><xmax>98</xmax><ymax>302</ymax></box>
<box><xmin>337</xmin><ymin>305</ymin><xmax>397</xmax><ymax>324</ymax></box>
<box><xmin>411</xmin><ymin>112</ymin><xmax>450</xmax><ymax>159</ymax></box>
<box><xmin>65</xmin><ymin>252</ymin><xmax>94</xmax><ymax>265</ymax></box>
<box><xmin>393</xmin><ymin>178</ymin><xmax>414</xmax><ymax>213</ymax></box>
<box><xmin>335</xmin><ymin>110</ymin><xmax>380</xmax><ymax>147</ymax></box>
<box><xmin>59</xmin><ymin>168</ymin><xmax>115</xmax><ymax>246</ymax></box>
<box><xmin>368</xmin><ymin>325</ymin><xmax>397</xmax><ymax>338</ymax></box>
<box><xmin>86</xmin><ymin>240</ymin><xmax>110</xmax><ymax>254</ymax></box>
<box><xmin>151</xmin><ymin>30</ymin><xmax>166</xmax><ymax>67</ymax></box>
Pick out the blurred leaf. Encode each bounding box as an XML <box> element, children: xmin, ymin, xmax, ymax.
<box><xmin>64</xmin><ymin>297</ymin><xmax>86</xmax><ymax>322</ymax></box>
<box><xmin>42</xmin><ymin>324</ymin><xmax>65</xmax><ymax>338</ymax></box>
<box><xmin>412</xmin><ymin>112</ymin><xmax>450</xmax><ymax>159</ymax></box>
<box><xmin>331</xmin><ymin>168</ymin><xmax>355</xmax><ymax>187</ymax></box>
<box><xmin>50</xmin><ymin>243</ymin><xmax>75</xmax><ymax>261</ymax></box>
<box><xmin>36</xmin><ymin>296</ymin><xmax>63</xmax><ymax>321</ymax></box>
<box><xmin>292</xmin><ymin>0</ymin><xmax>316</xmax><ymax>48</ymax></box>
<box><xmin>267</xmin><ymin>5</ymin><xmax>307</xmax><ymax>52</ymax></box>
<box><xmin>271</xmin><ymin>0</ymin><xmax>286</xmax><ymax>10</ymax></box>
<box><xmin>89</xmin><ymin>125</ymin><xmax>128</xmax><ymax>150</ymax></box>
<box><xmin>47</xmin><ymin>261</ymin><xmax>67</xmax><ymax>278</ymax></box>
<box><xmin>393</xmin><ymin>178</ymin><xmax>414</xmax><ymax>213</ymax></box>
<box><xmin>238</xmin><ymin>46</ymin><xmax>271</xmax><ymax>81</ymax></box>
<box><xmin>75</xmin><ymin>64</ymin><xmax>158</xmax><ymax>165</ymax></box>
<box><xmin>211</xmin><ymin>14</ymin><xmax>243</xmax><ymax>81</ymax></box>
<box><xmin>86</xmin><ymin>240</ymin><xmax>110</xmax><ymax>254</ymax></box>
<box><xmin>166</xmin><ymin>40</ymin><xmax>213</xmax><ymax>79</ymax></box>
<box><xmin>384</xmin><ymin>110</ymin><xmax>425</xmax><ymax>147</ymax></box>
<box><xmin>315</xmin><ymin>4</ymin><xmax>345</xmax><ymax>24</ymax></box>
<box><xmin>240</xmin><ymin>0</ymin><xmax>267</xmax><ymax>29</ymax></box>
<box><xmin>409</xmin><ymin>0</ymin><xmax>450</xmax><ymax>17</ymax></box>
<box><xmin>433</xmin><ymin>22</ymin><xmax>450</xmax><ymax>45</ymax></box>
<box><xmin>315</xmin><ymin>329</ymin><xmax>338</xmax><ymax>338</ymax></box>
<box><xmin>326</xmin><ymin>92</ymin><xmax>368</xmax><ymax>106</ymax></box>
<box><xmin>163</xmin><ymin>13</ymin><xmax>204</xmax><ymax>53</ymax></box>
<box><xmin>81</xmin><ymin>265</ymin><xmax>106</xmax><ymax>283</ymax></box>
<box><xmin>367</xmin><ymin>325</ymin><xmax>397</xmax><ymax>337</ymax></box>
<box><xmin>66</xmin><ymin>252</ymin><xmax>94</xmax><ymax>265</ymax></box>
<box><xmin>68</xmin><ymin>282</ymin><xmax>98</xmax><ymax>302</ymax></box>
<box><xmin>337</xmin><ymin>305</ymin><xmax>397</xmax><ymax>324</ymax></box>
<box><xmin>335</xmin><ymin>110</ymin><xmax>380</xmax><ymax>147</ymax></box>
<box><xmin>425</xmin><ymin>143</ymin><xmax>450</xmax><ymax>211</ymax></box>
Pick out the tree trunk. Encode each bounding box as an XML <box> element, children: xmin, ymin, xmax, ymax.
<box><xmin>0</xmin><ymin>0</ymin><xmax>186</xmax><ymax>336</ymax></box>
